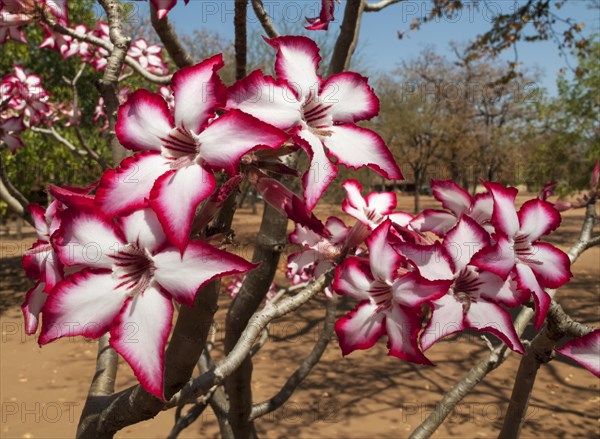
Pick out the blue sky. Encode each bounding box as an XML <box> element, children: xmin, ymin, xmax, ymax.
<box><xmin>127</xmin><ymin>0</ymin><xmax>599</xmax><ymax>94</ymax></box>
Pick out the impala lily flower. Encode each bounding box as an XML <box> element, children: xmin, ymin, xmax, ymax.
<box><xmin>151</xmin><ymin>0</ymin><xmax>189</xmax><ymax>20</ymax></box>
<box><xmin>0</xmin><ymin>115</ymin><xmax>25</xmax><ymax>152</ymax></box>
<box><xmin>128</xmin><ymin>39</ymin><xmax>169</xmax><ymax>75</ymax></box>
<box><xmin>288</xmin><ymin>217</ymin><xmax>349</xmax><ymax>285</ymax></box>
<box><xmin>40</xmin><ymin>207</ymin><xmax>254</xmax><ymax>399</ymax></box>
<box><xmin>397</xmin><ymin>216</ymin><xmax>527</xmax><ymax>353</ymax></box>
<box><xmin>226</xmin><ymin>36</ymin><xmax>402</xmax><ymax>209</ymax></box>
<box><xmin>0</xmin><ymin>11</ymin><xmax>29</xmax><ymax>44</ymax></box>
<box><xmin>471</xmin><ymin>182</ymin><xmax>572</xmax><ymax>328</ymax></box>
<box><xmin>2</xmin><ymin>66</ymin><xmax>50</xmax><ymax>123</ymax></box>
<box><xmin>556</xmin><ymin>329</ymin><xmax>600</xmax><ymax>378</ymax></box>
<box><xmin>21</xmin><ymin>202</ymin><xmax>63</xmax><ymax>335</ymax></box>
<box><xmin>333</xmin><ymin>220</ymin><xmax>450</xmax><ymax>363</ymax></box>
<box><xmin>410</xmin><ymin>180</ymin><xmax>494</xmax><ymax>236</ymax></box>
<box><xmin>99</xmin><ymin>55</ymin><xmax>288</xmax><ymax>250</ymax></box>
<box><xmin>305</xmin><ymin>0</ymin><xmax>337</xmax><ymax>31</ymax></box>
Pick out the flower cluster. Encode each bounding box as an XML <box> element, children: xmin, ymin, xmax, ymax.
<box><xmin>330</xmin><ymin>179</ymin><xmax>572</xmax><ymax>363</ymax></box>
<box><xmin>21</xmin><ymin>36</ymin><xmax>403</xmax><ymax>399</ymax></box>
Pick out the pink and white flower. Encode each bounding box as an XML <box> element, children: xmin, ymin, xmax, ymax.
<box><xmin>21</xmin><ymin>202</ymin><xmax>63</xmax><ymax>335</ymax></box>
<box><xmin>471</xmin><ymin>182</ymin><xmax>572</xmax><ymax>328</ymax></box>
<box><xmin>333</xmin><ymin>220</ymin><xmax>450</xmax><ymax>363</ymax></box>
<box><xmin>101</xmin><ymin>55</ymin><xmax>288</xmax><ymax>250</ymax></box>
<box><xmin>2</xmin><ymin>66</ymin><xmax>50</xmax><ymax>124</ymax></box>
<box><xmin>128</xmin><ymin>39</ymin><xmax>169</xmax><ymax>76</ymax></box>
<box><xmin>288</xmin><ymin>216</ymin><xmax>349</xmax><ymax>285</ymax></box>
<box><xmin>40</xmin><ymin>207</ymin><xmax>255</xmax><ymax>399</ymax></box>
<box><xmin>226</xmin><ymin>36</ymin><xmax>402</xmax><ymax>209</ymax></box>
<box><xmin>397</xmin><ymin>216</ymin><xmax>527</xmax><ymax>353</ymax></box>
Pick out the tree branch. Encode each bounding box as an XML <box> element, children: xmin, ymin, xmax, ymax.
<box><xmin>235</xmin><ymin>0</ymin><xmax>249</xmax><ymax>81</ymax></box>
<box><xmin>498</xmin><ymin>301</ymin><xmax>595</xmax><ymax>438</ymax></box>
<box><xmin>40</xmin><ymin>16</ymin><xmax>172</xmax><ymax>85</ymax></box>
<box><xmin>251</xmin><ymin>0</ymin><xmax>280</xmax><ymax>38</ymax></box>
<box><xmin>249</xmin><ymin>295</ymin><xmax>338</xmax><ymax>420</ymax></box>
<box><xmin>364</xmin><ymin>0</ymin><xmax>403</xmax><ymax>12</ymax></box>
<box><xmin>0</xmin><ymin>153</ymin><xmax>32</xmax><ymax>224</ymax></box>
<box><xmin>409</xmin><ymin>199</ymin><xmax>598</xmax><ymax>439</ymax></box>
<box><xmin>328</xmin><ymin>0</ymin><xmax>365</xmax><ymax>75</ymax></box>
<box><xmin>150</xmin><ymin>3</ymin><xmax>194</xmax><ymax>68</ymax></box>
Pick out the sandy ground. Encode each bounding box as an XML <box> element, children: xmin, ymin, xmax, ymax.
<box><xmin>1</xmin><ymin>195</ymin><xmax>599</xmax><ymax>439</ymax></box>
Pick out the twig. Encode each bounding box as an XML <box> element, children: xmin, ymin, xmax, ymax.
<box><xmin>235</xmin><ymin>0</ymin><xmax>249</xmax><ymax>81</ymax></box>
<box><xmin>409</xmin><ymin>199</ymin><xmax>598</xmax><ymax>439</ymax></box>
<box><xmin>40</xmin><ymin>14</ymin><xmax>171</xmax><ymax>85</ymax></box>
<box><xmin>97</xmin><ymin>0</ymin><xmax>131</xmax><ymax>165</ymax></box>
<box><xmin>0</xmin><ymin>153</ymin><xmax>32</xmax><ymax>224</ymax></box>
<box><xmin>150</xmin><ymin>3</ymin><xmax>194</xmax><ymax>68</ymax></box>
<box><xmin>249</xmin><ymin>295</ymin><xmax>338</xmax><ymax>420</ymax></box>
<box><xmin>364</xmin><ymin>0</ymin><xmax>404</xmax><ymax>12</ymax></box>
<box><xmin>251</xmin><ymin>0</ymin><xmax>280</xmax><ymax>38</ymax></box>
<box><xmin>176</xmin><ymin>271</ymin><xmax>333</xmax><ymax>406</ymax></box>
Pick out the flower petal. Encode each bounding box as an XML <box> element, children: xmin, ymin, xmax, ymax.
<box><xmin>153</xmin><ymin>241</ymin><xmax>255</xmax><ymax>306</ymax></box>
<box><xmin>485</xmin><ymin>182</ymin><xmax>519</xmax><ymax>237</ymax></box>
<box><xmin>116</xmin><ymin>89</ymin><xmax>173</xmax><ymax>152</ymax></box>
<box><xmin>226</xmin><ymin>70</ymin><xmax>301</xmax><ymax>130</ymax></box>
<box><xmin>95</xmin><ymin>152</ymin><xmax>172</xmax><ymax>216</ymax></box>
<box><xmin>28</xmin><ymin>204</ymin><xmax>49</xmax><ymax>241</ymax></box>
<box><xmin>110</xmin><ymin>283</ymin><xmax>173</xmax><ymax>400</ymax></box>
<box><xmin>39</xmin><ymin>269</ymin><xmax>127</xmax><ymax>344</ymax></box>
<box><xmin>294</xmin><ymin>128</ymin><xmax>338</xmax><ymax>210</ymax></box>
<box><xmin>386</xmin><ymin>302</ymin><xmax>432</xmax><ymax>365</ymax></box>
<box><xmin>334</xmin><ymin>301</ymin><xmax>385</xmax><ymax>356</ymax></box>
<box><xmin>172</xmin><ymin>54</ymin><xmax>226</xmax><ymax>133</ymax></box>
<box><xmin>514</xmin><ymin>263</ymin><xmax>551</xmax><ymax>329</ymax></box>
<box><xmin>443</xmin><ymin>216</ymin><xmax>490</xmax><ymax>272</ymax></box>
<box><xmin>323</xmin><ymin>124</ymin><xmax>402</xmax><ymax>180</ymax></box>
<box><xmin>395</xmin><ymin>242</ymin><xmax>454</xmax><ymax>281</ymax></box>
<box><xmin>527</xmin><ymin>242</ymin><xmax>572</xmax><ymax>289</ymax></box>
<box><xmin>319</xmin><ymin>72</ymin><xmax>379</xmax><ymax>123</ymax></box>
<box><xmin>116</xmin><ymin>208</ymin><xmax>168</xmax><ymax>254</ymax></box>
<box><xmin>410</xmin><ymin>209</ymin><xmax>457</xmax><ymax>236</ymax></box>
<box><xmin>518</xmin><ymin>199</ymin><xmax>561</xmax><ymax>242</ymax></box>
<box><xmin>197</xmin><ymin>110</ymin><xmax>288</xmax><ymax>175</ymax></box>
<box><xmin>393</xmin><ymin>272</ymin><xmax>451</xmax><ymax>308</ymax></box>
<box><xmin>366</xmin><ymin>220</ymin><xmax>400</xmax><ymax>283</ymax></box>
<box><xmin>332</xmin><ymin>257</ymin><xmax>374</xmax><ymax>302</ymax></box>
<box><xmin>53</xmin><ymin>208</ymin><xmax>125</xmax><ymax>268</ymax></box>
<box><xmin>470</xmin><ymin>235</ymin><xmax>515</xmax><ymax>280</ymax></box>
<box><xmin>470</xmin><ymin>193</ymin><xmax>494</xmax><ymax>226</ymax></box>
<box><xmin>465</xmin><ymin>299</ymin><xmax>524</xmax><ymax>353</ymax></box>
<box><xmin>431</xmin><ymin>180</ymin><xmax>472</xmax><ymax>216</ymax></box>
<box><xmin>266</xmin><ymin>36</ymin><xmax>321</xmax><ymax>101</ymax></box>
<box><xmin>150</xmin><ymin>165</ymin><xmax>216</xmax><ymax>251</ymax></box>
<box><xmin>556</xmin><ymin>330</ymin><xmax>600</xmax><ymax>378</ymax></box>
<box><xmin>21</xmin><ymin>282</ymin><xmax>48</xmax><ymax>335</ymax></box>
<box><xmin>420</xmin><ymin>294</ymin><xmax>465</xmax><ymax>351</ymax></box>
<box><xmin>477</xmin><ymin>270</ymin><xmax>528</xmax><ymax>307</ymax></box>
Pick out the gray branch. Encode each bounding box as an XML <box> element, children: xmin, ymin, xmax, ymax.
<box><xmin>0</xmin><ymin>153</ymin><xmax>32</xmax><ymax>224</ymax></box>
<box><xmin>251</xmin><ymin>0</ymin><xmax>280</xmax><ymax>38</ymax></box>
<box><xmin>364</xmin><ymin>0</ymin><xmax>404</xmax><ymax>12</ymax></box>
<box><xmin>249</xmin><ymin>295</ymin><xmax>338</xmax><ymax>420</ymax></box>
<box><xmin>498</xmin><ymin>301</ymin><xmax>595</xmax><ymax>438</ymax></box>
<box><xmin>328</xmin><ymin>0</ymin><xmax>365</xmax><ymax>76</ymax></box>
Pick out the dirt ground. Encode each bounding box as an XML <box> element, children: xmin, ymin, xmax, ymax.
<box><xmin>1</xmin><ymin>194</ymin><xmax>599</xmax><ymax>439</ymax></box>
